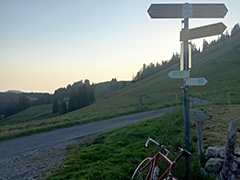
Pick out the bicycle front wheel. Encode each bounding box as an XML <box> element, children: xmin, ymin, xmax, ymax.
<box><xmin>131</xmin><ymin>157</ymin><xmax>153</xmax><ymax>180</ymax></box>
<box><xmin>164</xmin><ymin>177</ymin><xmax>178</xmax><ymax>180</ymax></box>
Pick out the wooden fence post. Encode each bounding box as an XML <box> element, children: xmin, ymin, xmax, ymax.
<box><xmin>196</xmin><ymin>121</ymin><xmax>204</xmax><ymax>158</ymax></box>
<box><xmin>139</xmin><ymin>97</ymin><xmax>142</xmax><ymax>106</ymax></box>
<box><xmin>200</xmin><ymin>94</ymin><xmax>202</xmax><ymax>105</ymax></box>
<box><xmin>227</xmin><ymin>92</ymin><xmax>231</xmax><ymax>105</ymax></box>
<box><xmin>192</xmin><ymin>96</ymin><xmax>194</xmax><ymax>108</ymax></box>
<box><xmin>220</xmin><ymin>122</ymin><xmax>238</xmax><ymax>180</ymax></box>
<box><xmin>189</xmin><ymin>109</ymin><xmax>211</xmax><ymax>164</ymax></box>
<box><xmin>213</xmin><ymin>94</ymin><xmax>216</xmax><ymax>105</ymax></box>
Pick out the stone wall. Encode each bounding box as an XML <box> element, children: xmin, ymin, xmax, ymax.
<box><xmin>201</xmin><ymin>146</ymin><xmax>240</xmax><ymax>179</ymax></box>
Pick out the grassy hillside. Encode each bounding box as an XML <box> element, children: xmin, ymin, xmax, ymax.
<box><xmin>94</xmin><ymin>80</ymin><xmax>131</xmax><ymax>100</ymax></box>
<box><xmin>0</xmin><ymin>33</ymin><xmax>239</xmax><ymax>140</ymax></box>
<box><xmin>189</xmin><ymin>34</ymin><xmax>240</xmax><ymax>104</ymax></box>
<box><xmin>0</xmin><ymin>104</ymin><xmax>53</xmax><ymax>126</ymax></box>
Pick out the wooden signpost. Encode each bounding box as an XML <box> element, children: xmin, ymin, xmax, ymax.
<box><xmin>147</xmin><ymin>2</ymin><xmax>228</xmax><ymax>179</ymax></box>
<box><xmin>180</xmin><ymin>22</ymin><xmax>227</xmax><ymax>41</ymax></box>
<box><xmin>148</xmin><ymin>3</ymin><xmax>228</xmax><ymax>19</ymax></box>
<box><xmin>168</xmin><ymin>71</ymin><xmax>189</xmax><ymax>79</ymax></box>
<box><xmin>186</xmin><ymin>78</ymin><xmax>208</xmax><ymax>86</ymax></box>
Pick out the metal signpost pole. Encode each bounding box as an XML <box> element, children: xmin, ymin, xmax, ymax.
<box><xmin>183</xmin><ymin>17</ymin><xmax>190</xmax><ymax>179</ymax></box>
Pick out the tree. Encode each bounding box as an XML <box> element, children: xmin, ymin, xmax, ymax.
<box><xmin>231</xmin><ymin>23</ymin><xmax>240</xmax><ymax>36</ymax></box>
<box><xmin>59</xmin><ymin>101</ymin><xmax>67</xmax><ymax>114</ymax></box>
<box><xmin>5</xmin><ymin>95</ymin><xmax>30</xmax><ymax>117</ymax></box>
<box><xmin>191</xmin><ymin>43</ymin><xmax>200</xmax><ymax>55</ymax></box>
<box><xmin>18</xmin><ymin>96</ymin><xmax>30</xmax><ymax>111</ymax></box>
<box><xmin>68</xmin><ymin>87</ymin><xmax>78</xmax><ymax>112</ymax></box>
<box><xmin>202</xmin><ymin>39</ymin><xmax>209</xmax><ymax>51</ymax></box>
<box><xmin>52</xmin><ymin>99</ymin><xmax>60</xmax><ymax>114</ymax></box>
<box><xmin>110</xmin><ymin>78</ymin><xmax>119</xmax><ymax>92</ymax></box>
<box><xmin>89</xmin><ymin>83</ymin><xmax>95</xmax><ymax>103</ymax></box>
<box><xmin>209</xmin><ymin>39</ymin><xmax>217</xmax><ymax>48</ymax></box>
<box><xmin>68</xmin><ymin>80</ymin><xmax>95</xmax><ymax>112</ymax></box>
<box><xmin>225</xmin><ymin>30</ymin><xmax>230</xmax><ymax>38</ymax></box>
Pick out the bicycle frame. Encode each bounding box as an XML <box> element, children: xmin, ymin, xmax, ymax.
<box><xmin>133</xmin><ymin>137</ymin><xmax>191</xmax><ymax>180</ymax></box>
<box><xmin>152</xmin><ymin>150</ymin><xmax>176</xmax><ymax>180</ymax></box>
<box><xmin>138</xmin><ymin>149</ymin><xmax>176</xmax><ymax>180</ymax></box>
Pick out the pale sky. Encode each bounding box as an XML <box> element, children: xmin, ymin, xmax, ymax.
<box><xmin>0</xmin><ymin>0</ymin><xmax>239</xmax><ymax>93</ymax></box>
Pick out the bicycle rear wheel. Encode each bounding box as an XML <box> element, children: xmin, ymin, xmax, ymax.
<box><xmin>131</xmin><ymin>157</ymin><xmax>153</xmax><ymax>180</ymax></box>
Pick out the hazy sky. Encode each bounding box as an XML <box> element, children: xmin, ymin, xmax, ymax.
<box><xmin>0</xmin><ymin>0</ymin><xmax>239</xmax><ymax>93</ymax></box>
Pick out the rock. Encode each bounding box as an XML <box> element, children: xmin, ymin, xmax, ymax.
<box><xmin>219</xmin><ymin>149</ymin><xmax>226</xmax><ymax>159</ymax></box>
<box><xmin>205</xmin><ymin>158</ymin><xmax>223</xmax><ymax>173</ymax></box>
<box><xmin>200</xmin><ymin>167</ymin><xmax>208</xmax><ymax>176</ymax></box>
<box><xmin>205</xmin><ymin>146</ymin><xmax>225</xmax><ymax>158</ymax></box>
<box><xmin>232</xmin><ymin>161</ymin><xmax>239</xmax><ymax>172</ymax></box>
<box><xmin>234</xmin><ymin>156</ymin><xmax>240</xmax><ymax>165</ymax></box>
<box><xmin>231</xmin><ymin>174</ymin><xmax>236</xmax><ymax>180</ymax></box>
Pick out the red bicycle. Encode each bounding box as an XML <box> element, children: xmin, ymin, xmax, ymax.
<box><xmin>131</xmin><ymin>137</ymin><xmax>191</xmax><ymax>180</ymax></box>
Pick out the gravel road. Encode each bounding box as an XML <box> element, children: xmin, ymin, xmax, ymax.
<box><xmin>0</xmin><ymin>107</ymin><xmax>175</xmax><ymax>180</ymax></box>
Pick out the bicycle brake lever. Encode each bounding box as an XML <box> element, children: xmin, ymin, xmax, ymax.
<box><xmin>145</xmin><ymin>139</ymin><xmax>149</xmax><ymax>148</ymax></box>
<box><xmin>145</xmin><ymin>136</ymin><xmax>151</xmax><ymax>148</ymax></box>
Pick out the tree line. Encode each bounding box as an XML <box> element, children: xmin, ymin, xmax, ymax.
<box><xmin>52</xmin><ymin>79</ymin><xmax>95</xmax><ymax>114</ymax></box>
<box><xmin>132</xmin><ymin>52</ymin><xmax>182</xmax><ymax>82</ymax></box>
<box><xmin>202</xmin><ymin>23</ymin><xmax>240</xmax><ymax>51</ymax></box>
<box><xmin>1</xmin><ymin>80</ymin><xmax>96</xmax><ymax>118</ymax></box>
<box><xmin>133</xmin><ymin>23</ymin><xmax>240</xmax><ymax>83</ymax></box>
<box><xmin>3</xmin><ymin>93</ymin><xmax>51</xmax><ymax>118</ymax></box>
<box><xmin>4</xmin><ymin>96</ymin><xmax>31</xmax><ymax>117</ymax></box>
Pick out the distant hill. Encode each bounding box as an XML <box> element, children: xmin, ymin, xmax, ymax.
<box><xmin>5</xmin><ymin>90</ymin><xmax>23</xmax><ymax>94</ymax></box>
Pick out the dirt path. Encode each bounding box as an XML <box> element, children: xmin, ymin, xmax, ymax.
<box><xmin>0</xmin><ymin>107</ymin><xmax>175</xmax><ymax>180</ymax></box>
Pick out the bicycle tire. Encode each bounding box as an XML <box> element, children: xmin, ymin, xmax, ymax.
<box><xmin>131</xmin><ymin>157</ymin><xmax>153</xmax><ymax>180</ymax></box>
<box><xmin>164</xmin><ymin>177</ymin><xmax>178</xmax><ymax>180</ymax></box>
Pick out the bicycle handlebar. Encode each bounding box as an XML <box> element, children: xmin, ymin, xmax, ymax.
<box><xmin>145</xmin><ymin>137</ymin><xmax>171</xmax><ymax>156</ymax></box>
<box><xmin>145</xmin><ymin>137</ymin><xmax>160</xmax><ymax>147</ymax></box>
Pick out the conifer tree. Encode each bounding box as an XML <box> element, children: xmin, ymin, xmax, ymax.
<box><xmin>52</xmin><ymin>99</ymin><xmax>60</xmax><ymax>114</ymax></box>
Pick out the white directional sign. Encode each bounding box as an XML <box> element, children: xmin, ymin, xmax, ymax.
<box><xmin>186</xmin><ymin>78</ymin><xmax>208</xmax><ymax>86</ymax></box>
<box><xmin>180</xmin><ymin>22</ymin><xmax>227</xmax><ymax>41</ymax></box>
<box><xmin>168</xmin><ymin>71</ymin><xmax>189</xmax><ymax>78</ymax></box>
<box><xmin>147</xmin><ymin>3</ymin><xmax>228</xmax><ymax>19</ymax></box>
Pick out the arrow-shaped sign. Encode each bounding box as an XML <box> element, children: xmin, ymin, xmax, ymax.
<box><xmin>148</xmin><ymin>3</ymin><xmax>228</xmax><ymax>19</ymax></box>
<box><xmin>180</xmin><ymin>22</ymin><xmax>227</xmax><ymax>41</ymax></box>
<box><xmin>186</xmin><ymin>78</ymin><xmax>208</xmax><ymax>86</ymax></box>
<box><xmin>168</xmin><ymin>71</ymin><xmax>190</xmax><ymax>78</ymax></box>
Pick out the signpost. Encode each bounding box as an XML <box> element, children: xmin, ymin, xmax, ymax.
<box><xmin>168</xmin><ymin>71</ymin><xmax>189</xmax><ymax>79</ymax></box>
<box><xmin>180</xmin><ymin>22</ymin><xmax>227</xmax><ymax>41</ymax></box>
<box><xmin>147</xmin><ymin>3</ymin><xmax>228</xmax><ymax>19</ymax></box>
<box><xmin>186</xmin><ymin>78</ymin><xmax>208</xmax><ymax>86</ymax></box>
<box><xmin>147</xmin><ymin>2</ymin><xmax>228</xmax><ymax>179</ymax></box>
